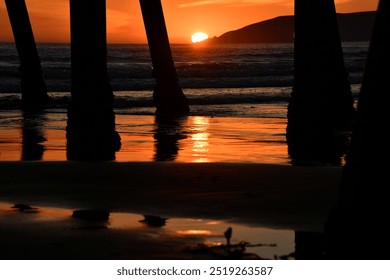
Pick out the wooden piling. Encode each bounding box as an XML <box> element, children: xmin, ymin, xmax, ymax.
<box><xmin>139</xmin><ymin>0</ymin><xmax>190</xmax><ymax>116</ymax></box>
<box><xmin>287</xmin><ymin>0</ymin><xmax>355</xmax><ymax>165</ymax></box>
<box><xmin>4</xmin><ymin>0</ymin><xmax>48</xmax><ymax>106</ymax></box>
<box><xmin>67</xmin><ymin>0</ymin><xmax>120</xmax><ymax>161</ymax></box>
<box><xmin>325</xmin><ymin>0</ymin><xmax>390</xmax><ymax>259</ymax></box>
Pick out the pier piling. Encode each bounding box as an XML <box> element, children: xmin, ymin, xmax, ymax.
<box><xmin>287</xmin><ymin>0</ymin><xmax>356</xmax><ymax>165</ymax></box>
<box><xmin>67</xmin><ymin>0</ymin><xmax>120</xmax><ymax>161</ymax></box>
<box><xmin>139</xmin><ymin>0</ymin><xmax>190</xmax><ymax>116</ymax></box>
<box><xmin>325</xmin><ymin>0</ymin><xmax>390</xmax><ymax>259</ymax></box>
<box><xmin>5</xmin><ymin>0</ymin><xmax>48</xmax><ymax>106</ymax></box>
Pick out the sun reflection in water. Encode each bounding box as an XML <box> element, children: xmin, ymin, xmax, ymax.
<box><xmin>191</xmin><ymin>116</ymin><xmax>210</xmax><ymax>162</ymax></box>
<box><xmin>206</xmin><ymin>221</ymin><xmax>221</xmax><ymax>225</ymax></box>
<box><xmin>176</xmin><ymin>230</ymin><xmax>213</xmax><ymax>236</ymax></box>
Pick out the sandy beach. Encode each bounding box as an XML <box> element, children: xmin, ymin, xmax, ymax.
<box><xmin>0</xmin><ymin>161</ymin><xmax>342</xmax><ymax>259</ymax></box>
<box><xmin>0</xmin><ymin>109</ymin><xmax>345</xmax><ymax>259</ymax></box>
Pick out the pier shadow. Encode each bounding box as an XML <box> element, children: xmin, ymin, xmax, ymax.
<box><xmin>21</xmin><ymin>109</ymin><xmax>47</xmax><ymax>161</ymax></box>
<box><xmin>153</xmin><ymin>116</ymin><xmax>188</xmax><ymax>161</ymax></box>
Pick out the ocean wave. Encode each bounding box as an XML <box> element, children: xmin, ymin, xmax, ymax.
<box><xmin>0</xmin><ymin>42</ymin><xmax>368</xmax><ymax>94</ymax></box>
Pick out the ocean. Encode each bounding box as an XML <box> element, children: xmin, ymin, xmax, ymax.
<box><xmin>0</xmin><ymin>42</ymin><xmax>369</xmax><ymax>162</ymax></box>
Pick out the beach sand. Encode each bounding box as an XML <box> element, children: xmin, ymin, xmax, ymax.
<box><xmin>0</xmin><ymin>161</ymin><xmax>342</xmax><ymax>259</ymax></box>
<box><xmin>0</xmin><ymin>113</ymin><xmax>344</xmax><ymax>259</ymax></box>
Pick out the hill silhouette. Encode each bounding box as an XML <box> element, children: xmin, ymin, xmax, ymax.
<box><xmin>208</xmin><ymin>11</ymin><xmax>376</xmax><ymax>44</ymax></box>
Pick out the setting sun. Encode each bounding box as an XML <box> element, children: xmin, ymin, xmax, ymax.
<box><xmin>191</xmin><ymin>32</ymin><xmax>209</xmax><ymax>43</ymax></box>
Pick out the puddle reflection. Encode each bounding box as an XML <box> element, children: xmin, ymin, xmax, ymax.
<box><xmin>0</xmin><ymin>202</ymin><xmax>294</xmax><ymax>259</ymax></box>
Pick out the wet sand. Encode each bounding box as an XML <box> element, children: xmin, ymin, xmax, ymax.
<box><xmin>0</xmin><ymin>114</ymin><xmax>289</xmax><ymax>164</ymax></box>
<box><xmin>0</xmin><ymin>113</ymin><xmax>343</xmax><ymax>259</ymax></box>
<box><xmin>0</xmin><ymin>161</ymin><xmax>342</xmax><ymax>259</ymax></box>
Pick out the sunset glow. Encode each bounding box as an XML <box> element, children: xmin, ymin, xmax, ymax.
<box><xmin>191</xmin><ymin>32</ymin><xmax>209</xmax><ymax>43</ymax></box>
<box><xmin>0</xmin><ymin>0</ymin><xmax>380</xmax><ymax>43</ymax></box>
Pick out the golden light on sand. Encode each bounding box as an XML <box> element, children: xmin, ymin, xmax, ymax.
<box><xmin>191</xmin><ymin>32</ymin><xmax>209</xmax><ymax>43</ymax></box>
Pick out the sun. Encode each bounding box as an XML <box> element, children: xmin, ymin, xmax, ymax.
<box><xmin>191</xmin><ymin>32</ymin><xmax>209</xmax><ymax>43</ymax></box>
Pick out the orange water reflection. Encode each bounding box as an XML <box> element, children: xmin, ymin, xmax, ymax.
<box><xmin>176</xmin><ymin>230</ymin><xmax>213</xmax><ymax>236</ymax></box>
<box><xmin>0</xmin><ymin>115</ymin><xmax>289</xmax><ymax>164</ymax></box>
<box><xmin>191</xmin><ymin>116</ymin><xmax>210</xmax><ymax>162</ymax></box>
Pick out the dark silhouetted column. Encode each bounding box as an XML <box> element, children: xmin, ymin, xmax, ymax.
<box><xmin>5</xmin><ymin>0</ymin><xmax>48</xmax><ymax>106</ymax></box>
<box><xmin>287</xmin><ymin>0</ymin><xmax>355</xmax><ymax>165</ymax></box>
<box><xmin>139</xmin><ymin>0</ymin><xmax>190</xmax><ymax>116</ymax></box>
<box><xmin>67</xmin><ymin>0</ymin><xmax>121</xmax><ymax>161</ymax></box>
<box><xmin>325</xmin><ymin>0</ymin><xmax>390</xmax><ymax>259</ymax></box>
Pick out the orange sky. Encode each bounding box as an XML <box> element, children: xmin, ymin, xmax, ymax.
<box><xmin>0</xmin><ymin>0</ymin><xmax>380</xmax><ymax>44</ymax></box>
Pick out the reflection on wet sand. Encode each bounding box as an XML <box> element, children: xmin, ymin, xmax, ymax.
<box><xmin>153</xmin><ymin>116</ymin><xmax>188</xmax><ymax>161</ymax></box>
<box><xmin>21</xmin><ymin>110</ymin><xmax>47</xmax><ymax>161</ymax></box>
<box><xmin>0</xmin><ymin>202</ymin><xmax>294</xmax><ymax>259</ymax></box>
<box><xmin>1</xmin><ymin>115</ymin><xmax>289</xmax><ymax>163</ymax></box>
<box><xmin>191</xmin><ymin>116</ymin><xmax>210</xmax><ymax>162</ymax></box>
